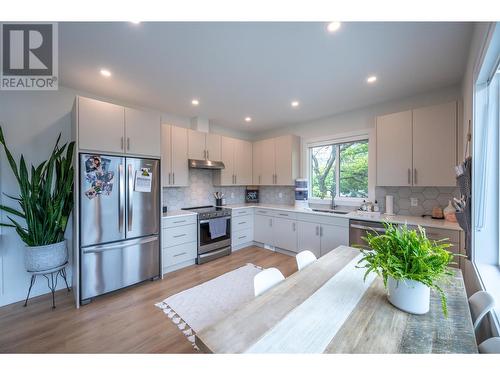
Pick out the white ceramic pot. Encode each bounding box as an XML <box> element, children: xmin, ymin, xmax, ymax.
<box><xmin>387</xmin><ymin>276</ymin><xmax>430</xmax><ymax>314</ymax></box>
<box><xmin>25</xmin><ymin>240</ymin><xmax>68</xmax><ymax>272</ymax></box>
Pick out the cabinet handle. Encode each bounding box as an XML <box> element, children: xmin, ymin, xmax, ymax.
<box><xmin>238</xmin><ymin>235</ymin><xmax>247</xmax><ymax>240</ymax></box>
<box><xmin>204</xmin><ymin>150</ymin><xmax>206</xmax><ymax>159</ymax></box>
<box><xmin>168</xmin><ymin>173</ymin><xmax>171</xmax><ymax>185</ymax></box>
<box><xmin>279</xmin><ymin>213</ymin><xmax>289</xmax><ymax>217</ymax></box>
<box><xmin>269</xmin><ymin>218</ymin><xmax>273</xmax><ymax>227</ymax></box>
<box><xmin>320</xmin><ymin>226</ymin><xmax>323</xmax><ymax>237</ymax></box>
<box><xmin>173</xmin><ymin>252</ymin><xmax>187</xmax><ymax>257</ymax></box>
<box><xmin>121</xmin><ymin>137</ymin><xmax>124</xmax><ymax>150</ymax></box>
<box><xmin>235</xmin><ymin>175</ymin><xmax>237</xmax><ymax>184</ymax></box>
<box><xmin>238</xmin><ymin>221</ymin><xmax>247</xmax><ymax>225</ymax></box>
<box><xmin>408</xmin><ymin>168</ymin><xmax>411</xmax><ymax>185</ymax></box>
<box><xmin>413</xmin><ymin>169</ymin><xmax>417</xmax><ymax>185</ymax></box>
<box><xmin>259</xmin><ymin>175</ymin><xmax>261</xmax><ymax>184</ymax></box>
<box><xmin>207</xmin><ymin>150</ymin><xmax>209</xmax><ymax>159</ymax></box>
<box><xmin>173</xmin><ymin>234</ymin><xmax>186</xmax><ymax>238</ymax></box>
<box><xmin>316</xmin><ymin>226</ymin><xmax>319</xmax><ymax>236</ymax></box>
<box><xmin>173</xmin><ymin>172</ymin><xmax>175</xmax><ymax>185</ymax></box>
<box><xmin>127</xmin><ymin>137</ymin><xmax>130</xmax><ymax>150</ymax></box>
<box><xmin>275</xmin><ymin>174</ymin><xmax>278</xmax><ymax>184</ymax></box>
<box><xmin>173</xmin><ymin>220</ymin><xmax>186</xmax><ymax>224</ymax></box>
<box><xmin>292</xmin><ymin>222</ymin><xmax>296</xmax><ymax>231</ymax></box>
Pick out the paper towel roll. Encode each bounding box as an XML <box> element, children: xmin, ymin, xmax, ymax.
<box><xmin>385</xmin><ymin>195</ymin><xmax>394</xmax><ymax>215</ymax></box>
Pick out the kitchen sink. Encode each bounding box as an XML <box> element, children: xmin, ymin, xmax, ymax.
<box><xmin>311</xmin><ymin>208</ymin><xmax>350</xmax><ymax>215</ymax></box>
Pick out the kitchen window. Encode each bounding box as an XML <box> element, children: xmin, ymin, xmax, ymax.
<box><xmin>309</xmin><ymin>139</ymin><xmax>368</xmax><ymax>201</ymax></box>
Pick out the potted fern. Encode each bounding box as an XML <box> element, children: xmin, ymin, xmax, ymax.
<box><xmin>0</xmin><ymin>126</ymin><xmax>75</xmax><ymax>272</ymax></box>
<box><xmin>357</xmin><ymin>223</ymin><xmax>455</xmax><ymax>316</ymax></box>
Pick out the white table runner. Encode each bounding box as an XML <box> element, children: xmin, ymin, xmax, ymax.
<box><xmin>245</xmin><ymin>253</ymin><xmax>376</xmax><ymax>353</ymax></box>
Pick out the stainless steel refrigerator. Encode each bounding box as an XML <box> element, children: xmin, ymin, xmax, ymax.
<box><xmin>79</xmin><ymin>154</ymin><xmax>160</xmax><ymax>303</ymax></box>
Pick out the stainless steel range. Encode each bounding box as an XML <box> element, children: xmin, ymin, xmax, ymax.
<box><xmin>182</xmin><ymin>206</ymin><xmax>232</xmax><ymax>264</ymax></box>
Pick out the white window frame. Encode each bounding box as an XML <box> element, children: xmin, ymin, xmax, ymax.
<box><xmin>303</xmin><ymin>129</ymin><xmax>375</xmax><ymax>206</ymax></box>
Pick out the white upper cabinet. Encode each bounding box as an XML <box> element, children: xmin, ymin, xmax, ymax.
<box><xmin>376</xmin><ymin>110</ymin><xmax>413</xmax><ymax>186</ymax></box>
<box><xmin>188</xmin><ymin>130</ymin><xmax>222</xmax><ymax>161</ymax></box>
<box><xmin>412</xmin><ymin>101</ymin><xmax>457</xmax><ymax>186</ymax></box>
<box><xmin>187</xmin><ymin>130</ymin><xmax>207</xmax><ymax>160</ymax></box>
<box><xmin>78</xmin><ymin>96</ymin><xmax>125</xmax><ymax>154</ymax></box>
<box><xmin>124</xmin><ymin>107</ymin><xmax>161</xmax><ymax>157</ymax></box>
<box><xmin>376</xmin><ymin>101</ymin><xmax>457</xmax><ymax>187</ymax></box>
<box><xmin>77</xmin><ymin>96</ymin><xmax>160</xmax><ymax>158</ymax></box>
<box><xmin>214</xmin><ymin>136</ymin><xmax>252</xmax><ymax>186</ymax></box>
<box><xmin>253</xmin><ymin>135</ymin><xmax>300</xmax><ymax>186</ymax></box>
<box><xmin>162</xmin><ymin>124</ymin><xmax>189</xmax><ymax>187</ymax></box>
<box><xmin>234</xmin><ymin>138</ymin><xmax>253</xmax><ymax>185</ymax></box>
<box><xmin>206</xmin><ymin>133</ymin><xmax>221</xmax><ymax>161</ymax></box>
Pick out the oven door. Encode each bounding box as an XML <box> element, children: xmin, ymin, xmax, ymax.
<box><xmin>199</xmin><ymin>217</ymin><xmax>231</xmax><ymax>254</ymax></box>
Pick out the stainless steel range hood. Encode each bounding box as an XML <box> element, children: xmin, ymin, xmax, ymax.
<box><xmin>189</xmin><ymin>159</ymin><xmax>225</xmax><ymax>170</ymax></box>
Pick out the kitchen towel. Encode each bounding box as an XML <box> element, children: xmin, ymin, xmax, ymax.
<box><xmin>209</xmin><ymin>217</ymin><xmax>227</xmax><ymax>239</ymax></box>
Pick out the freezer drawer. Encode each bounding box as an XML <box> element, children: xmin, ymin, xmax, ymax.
<box><xmin>81</xmin><ymin>235</ymin><xmax>160</xmax><ymax>300</ymax></box>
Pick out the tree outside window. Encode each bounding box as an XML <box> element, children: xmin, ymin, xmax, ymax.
<box><xmin>310</xmin><ymin>140</ymin><xmax>368</xmax><ymax>200</ymax></box>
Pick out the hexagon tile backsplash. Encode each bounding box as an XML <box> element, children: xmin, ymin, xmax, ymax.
<box><xmin>375</xmin><ymin>186</ymin><xmax>460</xmax><ymax>216</ymax></box>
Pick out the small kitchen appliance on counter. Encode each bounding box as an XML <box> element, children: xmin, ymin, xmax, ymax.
<box><xmin>295</xmin><ymin>178</ymin><xmax>308</xmax><ymax>209</ymax></box>
<box><xmin>182</xmin><ymin>205</ymin><xmax>232</xmax><ymax>264</ymax></box>
<box><xmin>245</xmin><ymin>187</ymin><xmax>259</xmax><ymax>203</ymax></box>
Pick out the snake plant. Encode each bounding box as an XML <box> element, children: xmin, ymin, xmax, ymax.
<box><xmin>0</xmin><ymin>125</ymin><xmax>75</xmax><ymax>246</ymax></box>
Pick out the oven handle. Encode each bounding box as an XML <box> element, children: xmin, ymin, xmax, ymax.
<box><xmin>350</xmin><ymin>223</ymin><xmax>386</xmax><ymax>233</ymax></box>
<box><xmin>199</xmin><ymin>217</ymin><xmax>231</xmax><ymax>225</ymax></box>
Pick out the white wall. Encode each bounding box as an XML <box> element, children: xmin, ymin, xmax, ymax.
<box><xmin>0</xmin><ymin>85</ymin><xmax>252</xmax><ymax>307</ymax></box>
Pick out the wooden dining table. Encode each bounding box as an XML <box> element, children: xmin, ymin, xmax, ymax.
<box><xmin>195</xmin><ymin>246</ymin><xmax>478</xmax><ymax>354</ymax></box>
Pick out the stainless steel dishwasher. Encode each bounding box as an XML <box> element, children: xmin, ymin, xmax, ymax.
<box><xmin>349</xmin><ymin>219</ymin><xmax>386</xmax><ymax>249</ymax></box>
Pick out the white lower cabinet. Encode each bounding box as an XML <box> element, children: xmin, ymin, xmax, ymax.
<box><xmin>254</xmin><ymin>214</ymin><xmax>275</xmax><ymax>245</ymax></box>
<box><xmin>231</xmin><ymin>209</ymin><xmax>254</xmax><ymax>250</ymax></box>
<box><xmin>273</xmin><ymin>217</ymin><xmax>297</xmax><ymax>252</ymax></box>
<box><xmin>297</xmin><ymin>221</ymin><xmax>321</xmax><ymax>258</ymax></box>
<box><xmin>319</xmin><ymin>223</ymin><xmax>349</xmax><ymax>256</ymax></box>
<box><xmin>161</xmin><ymin>215</ymin><xmax>197</xmax><ymax>273</ymax></box>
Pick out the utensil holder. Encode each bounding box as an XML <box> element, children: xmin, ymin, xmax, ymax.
<box><xmin>216</xmin><ymin>198</ymin><xmax>223</xmax><ymax>207</ymax></box>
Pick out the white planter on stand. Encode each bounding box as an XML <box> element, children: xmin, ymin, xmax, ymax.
<box><xmin>25</xmin><ymin>240</ymin><xmax>68</xmax><ymax>272</ymax></box>
<box><xmin>387</xmin><ymin>276</ymin><xmax>430</xmax><ymax>314</ymax></box>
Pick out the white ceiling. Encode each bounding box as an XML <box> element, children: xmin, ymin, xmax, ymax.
<box><xmin>59</xmin><ymin>22</ymin><xmax>472</xmax><ymax>132</ymax></box>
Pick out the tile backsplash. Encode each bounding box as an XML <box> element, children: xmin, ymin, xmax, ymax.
<box><xmin>162</xmin><ymin>169</ymin><xmax>295</xmax><ymax>210</ymax></box>
<box><xmin>375</xmin><ymin>186</ymin><xmax>460</xmax><ymax>216</ymax></box>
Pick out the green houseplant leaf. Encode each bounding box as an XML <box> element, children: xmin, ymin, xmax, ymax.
<box><xmin>356</xmin><ymin>222</ymin><xmax>456</xmax><ymax>317</ymax></box>
<box><xmin>0</xmin><ymin>125</ymin><xmax>75</xmax><ymax>246</ymax></box>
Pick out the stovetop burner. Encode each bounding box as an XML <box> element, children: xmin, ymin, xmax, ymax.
<box><xmin>182</xmin><ymin>205</ymin><xmax>231</xmax><ymax>219</ymax></box>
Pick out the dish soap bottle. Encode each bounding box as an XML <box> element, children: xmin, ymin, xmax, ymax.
<box><xmin>373</xmin><ymin>200</ymin><xmax>380</xmax><ymax>212</ymax></box>
<box><xmin>443</xmin><ymin>200</ymin><xmax>457</xmax><ymax>222</ymax></box>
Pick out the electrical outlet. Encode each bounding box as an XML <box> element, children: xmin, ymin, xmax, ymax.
<box><xmin>278</xmin><ymin>192</ymin><xmax>283</xmax><ymax>198</ymax></box>
<box><xmin>410</xmin><ymin>197</ymin><xmax>418</xmax><ymax>207</ymax></box>
<box><xmin>231</xmin><ymin>192</ymin><xmax>234</xmax><ymax>199</ymax></box>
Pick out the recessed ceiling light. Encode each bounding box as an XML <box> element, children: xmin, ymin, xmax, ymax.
<box><xmin>327</xmin><ymin>22</ymin><xmax>341</xmax><ymax>33</ymax></box>
<box><xmin>291</xmin><ymin>100</ymin><xmax>300</xmax><ymax>108</ymax></box>
<box><xmin>245</xmin><ymin>117</ymin><xmax>252</xmax><ymax>123</ymax></box>
<box><xmin>191</xmin><ymin>99</ymin><xmax>199</xmax><ymax>106</ymax></box>
<box><xmin>366</xmin><ymin>75</ymin><xmax>377</xmax><ymax>83</ymax></box>
<box><xmin>100</xmin><ymin>69</ymin><xmax>111</xmax><ymax>77</ymax></box>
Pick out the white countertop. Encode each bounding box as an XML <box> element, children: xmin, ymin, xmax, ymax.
<box><xmin>220</xmin><ymin>203</ymin><xmax>462</xmax><ymax>231</ymax></box>
<box><xmin>162</xmin><ymin>210</ymin><xmax>197</xmax><ymax>218</ymax></box>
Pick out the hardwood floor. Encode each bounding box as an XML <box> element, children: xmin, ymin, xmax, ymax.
<box><xmin>0</xmin><ymin>246</ymin><xmax>297</xmax><ymax>353</ymax></box>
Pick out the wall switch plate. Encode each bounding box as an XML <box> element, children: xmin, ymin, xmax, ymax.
<box><xmin>279</xmin><ymin>192</ymin><xmax>283</xmax><ymax>198</ymax></box>
<box><xmin>410</xmin><ymin>197</ymin><xmax>418</xmax><ymax>207</ymax></box>
<box><xmin>231</xmin><ymin>192</ymin><xmax>234</xmax><ymax>199</ymax></box>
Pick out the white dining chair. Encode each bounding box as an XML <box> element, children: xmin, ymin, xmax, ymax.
<box><xmin>468</xmin><ymin>291</ymin><xmax>495</xmax><ymax>330</ymax></box>
<box><xmin>254</xmin><ymin>267</ymin><xmax>285</xmax><ymax>297</ymax></box>
<box><xmin>296</xmin><ymin>250</ymin><xmax>317</xmax><ymax>271</ymax></box>
<box><xmin>478</xmin><ymin>337</ymin><xmax>500</xmax><ymax>354</ymax></box>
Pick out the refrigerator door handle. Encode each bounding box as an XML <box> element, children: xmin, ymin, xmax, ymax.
<box><xmin>118</xmin><ymin>164</ymin><xmax>125</xmax><ymax>233</ymax></box>
<box><xmin>82</xmin><ymin>235</ymin><xmax>158</xmax><ymax>254</ymax></box>
<box><xmin>128</xmin><ymin>164</ymin><xmax>133</xmax><ymax>232</ymax></box>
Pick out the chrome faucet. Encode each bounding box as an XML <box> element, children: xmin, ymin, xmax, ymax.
<box><xmin>330</xmin><ymin>191</ymin><xmax>337</xmax><ymax>210</ymax></box>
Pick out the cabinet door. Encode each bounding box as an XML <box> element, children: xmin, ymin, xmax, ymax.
<box><xmin>297</xmin><ymin>221</ymin><xmax>321</xmax><ymax>258</ymax></box>
<box><xmin>412</xmin><ymin>101</ymin><xmax>457</xmax><ymax>186</ymax></box>
<box><xmin>234</xmin><ymin>139</ymin><xmax>253</xmax><ymax>185</ymax></box>
<box><xmin>260</xmin><ymin>138</ymin><xmax>276</xmax><ymax>185</ymax></box>
<box><xmin>320</xmin><ymin>224</ymin><xmax>348</xmax><ymax>257</ymax></box>
<box><xmin>206</xmin><ymin>133</ymin><xmax>221</xmax><ymax>161</ymax></box>
<box><xmin>254</xmin><ymin>215</ymin><xmax>274</xmax><ymax>246</ymax></box>
<box><xmin>161</xmin><ymin>124</ymin><xmax>172</xmax><ymax>187</ymax></box>
<box><xmin>220</xmin><ymin>136</ymin><xmax>235</xmax><ymax>185</ymax></box>
<box><xmin>253</xmin><ymin>140</ymin><xmax>263</xmax><ymax>185</ymax></box>
<box><xmin>273</xmin><ymin>217</ymin><xmax>298</xmax><ymax>252</ymax></box>
<box><xmin>187</xmin><ymin>129</ymin><xmax>207</xmax><ymax>160</ymax></box>
<box><xmin>376</xmin><ymin>110</ymin><xmax>413</xmax><ymax>186</ymax></box>
<box><xmin>78</xmin><ymin>96</ymin><xmax>125</xmax><ymax>153</ymax></box>
<box><xmin>275</xmin><ymin>135</ymin><xmax>295</xmax><ymax>185</ymax></box>
<box><xmin>171</xmin><ymin>126</ymin><xmax>189</xmax><ymax>186</ymax></box>
<box><xmin>124</xmin><ymin>107</ymin><xmax>161</xmax><ymax>157</ymax></box>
